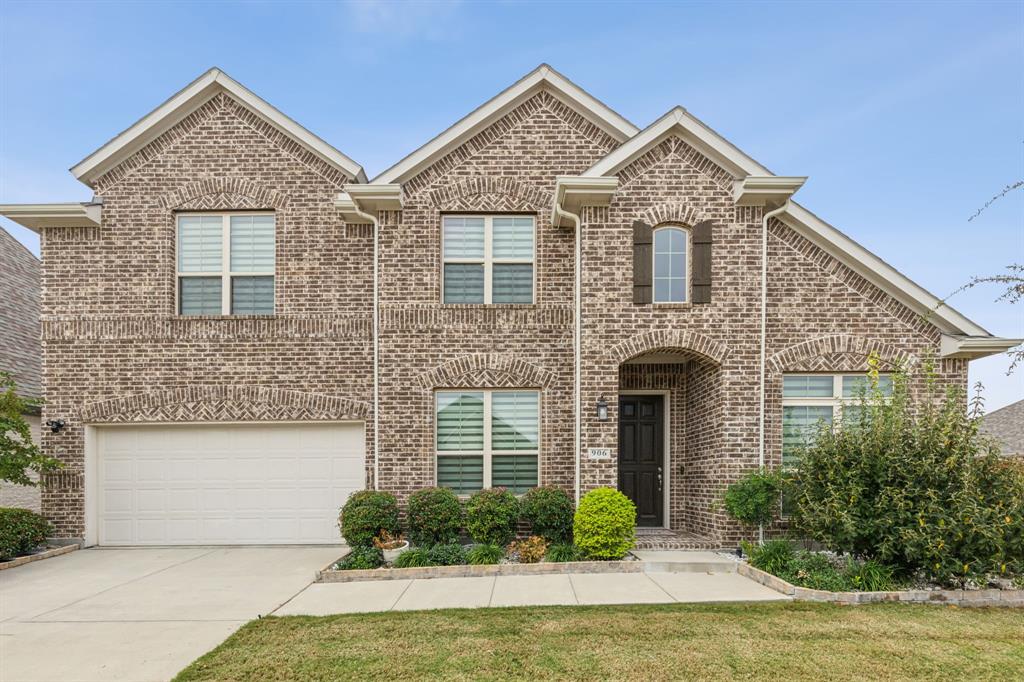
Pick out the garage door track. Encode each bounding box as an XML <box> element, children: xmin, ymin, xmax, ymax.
<box><xmin>0</xmin><ymin>546</ymin><xmax>341</xmax><ymax>682</ymax></box>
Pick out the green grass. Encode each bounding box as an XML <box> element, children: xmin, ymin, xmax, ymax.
<box><xmin>175</xmin><ymin>602</ymin><xmax>1024</xmax><ymax>681</ymax></box>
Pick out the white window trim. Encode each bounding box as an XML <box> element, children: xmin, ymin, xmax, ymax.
<box><xmin>175</xmin><ymin>212</ymin><xmax>276</xmax><ymax>316</ymax></box>
<box><xmin>441</xmin><ymin>214</ymin><xmax>536</xmax><ymax>304</ymax></box>
<box><xmin>434</xmin><ymin>389</ymin><xmax>541</xmax><ymax>493</ymax></box>
<box><xmin>781</xmin><ymin>373</ymin><xmax>892</xmax><ymax>467</ymax></box>
<box><xmin>652</xmin><ymin>224</ymin><xmax>691</xmax><ymax>304</ymax></box>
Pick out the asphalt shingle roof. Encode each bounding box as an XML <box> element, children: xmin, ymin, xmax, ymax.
<box><xmin>0</xmin><ymin>227</ymin><xmax>41</xmax><ymax>399</ymax></box>
<box><xmin>980</xmin><ymin>399</ymin><xmax>1024</xmax><ymax>458</ymax></box>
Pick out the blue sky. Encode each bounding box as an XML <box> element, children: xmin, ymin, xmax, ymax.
<box><xmin>1</xmin><ymin>0</ymin><xmax>1021</xmax><ymax>409</ymax></box>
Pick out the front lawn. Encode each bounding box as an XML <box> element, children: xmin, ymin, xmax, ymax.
<box><xmin>175</xmin><ymin>602</ymin><xmax>1023</xmax><ymax>681</ymax></box>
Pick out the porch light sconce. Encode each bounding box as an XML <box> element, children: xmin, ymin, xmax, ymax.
<box><xmin>596</xmin><ymin>396</ymin><xmax>609</xmax><ymax>422</ymax></box>
<box><xmin>45</xmin><ymin>419</ymin><xmax>66</xmax><ymax>434</ymax></box>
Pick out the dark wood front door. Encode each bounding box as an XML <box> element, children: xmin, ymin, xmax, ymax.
<box><xmin>618</xmin><ymin>395</ymin><xmax>664</xmax><ymax>527</ymax></box>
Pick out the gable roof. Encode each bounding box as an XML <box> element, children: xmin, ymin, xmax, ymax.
<box><xmin>0</xmin><ymin>227</ymin><xmax>41</xmax><ymax>400</ymax></box>
<box><xmin>580</xmin><ymin>105</ymin><xmax>1001</xmax><ymax>339</ymax></box>
<box><xmin>980</xmin><ymin>399</ymin><xmax>1024</xmax><ymax>457</ymax></box>
<box><xmin>71</xmin><ymin>68</ymin><xmax>367</xmax><ymax>187</ymax></box>
<box><xmin>370</xmin><ymin>64</ymin><xmax>639</xmax><ymax>185</ymax></box>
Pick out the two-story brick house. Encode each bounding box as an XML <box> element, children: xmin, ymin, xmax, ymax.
<box><xmin>2</xmin><ymin>65</ymin><xmax>1016</xmax><ymax>549</ymax></box>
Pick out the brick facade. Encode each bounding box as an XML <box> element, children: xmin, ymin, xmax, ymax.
<box><xmin>35</xmin><ymin>81</ymin><xmax>967</xmax><ymax>545</ymax></box>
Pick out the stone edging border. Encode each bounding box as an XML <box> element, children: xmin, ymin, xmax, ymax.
<box><xmin>738</xmin><ymin>562</ymin><xmax>1024</xmax><ymax>607</ymax></box>
<box><xmin>0</xmin><ymin>544</ymin><xmax>79</xmax><ymax>571</ymax></box>
<box><xmin>318</xmin><ymin>559</ymin><xmax>643</xmax><ymax>583</ymax></box>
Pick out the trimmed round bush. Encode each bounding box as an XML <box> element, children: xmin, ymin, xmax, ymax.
<box><xmin>336</xmin><ymin>546</ymin><xmax>383</xmax><ymax>571</ymax></box>
<box><xmin>0</xmin><ymin>508</ymin><xmax>51</xmax><ymax>561</ymax></box>
<box><xmin>465</xmin><ymin>488</ymin><xmax>520</xmax><ymax>546</ymax></box>
<box><xmin>519</xmin><ymin>486</ymin><xmax>574</xmax><ymax>543</ymax></box>
<box><xmin>407</xmin><ymin>487</ymin><xmax>462</xmax><ymax>546</ymax></box>
<box><xmin>723</xmin><ymin>468</ymin><xmax>785</xmax><ymax>527</ymax></box>
<box><xmin>338</xmin><ymin>490</ymin><xmax>399</xmax><ymax>548</ymax></box>
<box><xmin>573</xmin><ymin>488</ymin><xmax>636</xmax><ymax>560</ymax></box>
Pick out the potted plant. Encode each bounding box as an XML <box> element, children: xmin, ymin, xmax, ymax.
<box><xmin>373</xmin><ymin>530</ymin><xmax>409</xmax><ymax>563</ymax></box>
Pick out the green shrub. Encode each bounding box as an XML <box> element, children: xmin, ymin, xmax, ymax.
<box><xmin>393</xmin><ymin>548</ymin><xmax>434</xmax><ymax>568</ymax></box>
<box><xmin>783</xmin><ymin>551</ymin><xmax>848</xmax><ymax>592</ymax></box>
<box><xmin>426</xmin><ymin>542</ymin><xmax>467</xmax><ymax>566</ymax></box>
<box><xmin>465</xmin><ymin>488</ymin><xmax>520</xmax><ymax>546</ymax></box>
<box><xmin>406</xmin><ymin>487</ymin><xmax>463</xmax><ymax>547</ymax></box>
<box><xmin>519</xmin><ymin>486</ymin><xmax>574</xmax><ymax>543</ymax></box>
<box><xmin>466</xmin><ymin>543</ymin><xmax>504</xmax><ymax>565</ymax></box>
<box><xmin>744</xmin><ymin>539</ymin><xmax>796</xmax><ymax>576</ymax></box>
<box><xmin>791</xmin><ymin>358</ymin><xmax>1024</xmax><ymax>585</ymax></box>
<box><xmin>508</xmin><ymin>535</ymin><xmax>548</xmax><ymax>564</ymax></box>
<box><xmin>843</xmin><ymin>557</ymin><xmax>895</xmax><ymax>592</ymax></box>
<box><xmin>723</xmin><ymin>468</ymin><xmax>785</xmax><ymax>527</ymax></box>
<box><xmin>572</xmin><ymin>488</ymin><xmax>636</xmax><ymax>560</ymax></box>
<box><xmin>336</xmin><ymin>546</ymin><xmax>383</xmax><ymax>571</ymax></box>
<box><xmin>546</xmin><ymin>543</ymin><xmax>583</xmax><ymax>563</ymax></box>
<box><xmin>338</xmin><ymin>490</ymin><xmax>400</xmax><ymax>548</ymax></box>
<box><xmin>0</xmin><ymin>507</ymin><xmax>51</xmax><ymax>561</ymax></box>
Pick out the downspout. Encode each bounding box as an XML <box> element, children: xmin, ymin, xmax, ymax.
<box><xmin>554</xmin><ymin>201</ymin><xmax>583</xmax><ymax>504</ymax></box>
<box><xmin>759</xmin><ymin>200</ymin><xmax>789</xmax><ymax>543</ymax></box>
<box><xmin>349</xmin><ymin>203</ymin><xmax>381</xmax><ymax>491</ymax></box>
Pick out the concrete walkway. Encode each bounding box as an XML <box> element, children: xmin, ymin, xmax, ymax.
<box><xmin>0</xmin><ymin>546</ymin><xmax>341</xmax><ymax>682</ymax></box>
<box><xmin>276</xmin><ymin>562</ymin><xmax>787</xmax><ymax>616</ymax></box>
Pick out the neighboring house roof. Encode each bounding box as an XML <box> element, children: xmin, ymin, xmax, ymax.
<box><xmin>70</xmin><ymin>67</ymin><xmax>367</xmax><ymax>186</ymax></box>
<box><xmin>0</xmin><ymin>226</ymin><xmax>41</xmax><ymax>400</ymax></box>
<box><xmin>370</xmin><ymin>64</ymin><xmax>640</xmax><ymax>185</ymax></box>
<box><xmin>980</xmin><ymin>400</ymin><xmax>1024</xmax><ymax>458</ymax></box>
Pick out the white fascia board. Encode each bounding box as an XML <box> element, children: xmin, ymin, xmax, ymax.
<box><xmin>371</xmin><ymin>64</ymin><xmax>639</xmax><ymax>185</ymax></box>
<box><xmin>342</xmin><ymin>184</ymin><xmax>403</xmax><ymax>213</ymax></box>
<box><xmin>781</xmin><ymin>203</ymin><xmax>991</xmax><ymax>337</ymax></box>
<box><xmin>0</xmin><ymin>202</ymin><xmax>102</xmax><ymax>232</ymax></box>
<box><xmin>734</xmin><ymin>176</ymin><xmax>807</xmax><ymax>206</ymax></box>
<box><xmin>71</xmin><ymin>68</ymin><xmax>366</xmax><ymax>187</ymax></box>
<box><xmin>583</xmin><ymin>106</ymin><xmax>771</xmax><ymax>180</ymax></box>
<box><xmin>551</xmin><ymin>176</ymin><xmax>618</xmax><ymax>227</ymax></box>
<box><xmin>940</xmin><ymin>334</ymin><xmax>1023</xmax><ymax>360</ymax></box>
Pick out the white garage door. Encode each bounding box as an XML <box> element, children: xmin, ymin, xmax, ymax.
<box><xmin>97</xmin><ymin>423</ymin><xmax>364</xmax><ymax>545</ymax></box>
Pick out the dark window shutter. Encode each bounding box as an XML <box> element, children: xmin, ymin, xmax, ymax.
<box><xmin>691</xmin><ymin>220</ymin><xmax>713</xmax><ymax>304</ymax></box>
<box><xmin>632</xmin><ymin>220</ymin><xmax>653</xmax><ymax>304</ymax></box>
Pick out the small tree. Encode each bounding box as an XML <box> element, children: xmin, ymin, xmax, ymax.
<box><xmin>0</xmin><ymin>372</ymin><xmax>61</xmax><ymax>486</ymax></box>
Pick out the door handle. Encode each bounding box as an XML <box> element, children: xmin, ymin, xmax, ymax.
<box><xmin>657</xmin><ymin>467</ymin><xmax>663</xmax><ymax>492</ymax></box>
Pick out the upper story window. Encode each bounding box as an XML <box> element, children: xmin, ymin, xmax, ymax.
<box><xmin>435</xmin><ymin>389</ymin><xmax>540</xmax><ymax>495</ymax></box>
<box><xmin>653</xmin><ymin>225</ymin><xmax>688</xmax><ymax>303</ymax></box>
<box><xmin>781</xmin><ymin>374</ymin><xmax>894</xmax><ymax>469</ymax></box>
<box><xmin>176</xmin><ymin>213</ymin><xmax>275</xmax><ymax>316</ymax></box>
<box><xmin>442</xmin><ymin>215</ymin><xmax>535</xmax><ymax>304</ymax></box>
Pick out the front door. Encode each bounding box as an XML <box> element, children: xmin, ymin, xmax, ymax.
<box><xmin>618</xmin><ymin>395</ymin><xmax>664</xmax><ymax>527</ymax></box>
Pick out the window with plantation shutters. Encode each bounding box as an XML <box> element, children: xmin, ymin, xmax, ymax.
<box><xmin>177</xmin><ymin>213</ymin><xmax>275</xmax><ymax>315</ymax></box>
<box><xmin>442</xmin><ymin>215</ymin><xmax>534</xmax><ymax>304</ymax></box>
<box><xmin>435</xmin><ymin>390</ymin><xmax>540</xmax><ymax>495</ymax></box>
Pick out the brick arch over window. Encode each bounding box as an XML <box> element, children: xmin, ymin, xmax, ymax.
<box><xmin>639</xmin><ymin>201</ymin><xmax>712</xmax><ymax>229</ymax></box>
<box><xmin>609</xmin><ymin>330</ymin><xmax>730</xmax><ymax>366</ymax></box>
<box><xmin>78</xmin><ymin>385</ymin><xmax>370</xmax><ymax>423</ymax></box>
<box><xmin>427</xmin><ymin>177</ymin><xmax>552</xmax><ymax>212</ymax></box>
<box><xmin>416</xmin><ymin>354</ymin><xmax>557</xmax><ymax>389</ymax></box>
<box><xmin>158</xmin><ymin>178</ymin><xmax>290</xmax><ymax>211</ymax></box>
<box><xmin>767</xmin><ymin>334</ymin><xmax>917</xmax><ymax>374</ymax></box>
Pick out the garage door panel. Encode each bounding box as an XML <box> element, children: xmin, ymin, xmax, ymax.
<box><xmin>97</xmin><ymin>423</ymin><xmax>363</xmax><ymax>545</ymax></box>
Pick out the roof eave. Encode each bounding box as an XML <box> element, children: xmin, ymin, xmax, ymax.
<box><xmin>371</xmin><ymin>64</ymin><xmax>639</xmax><ymax>186</ymax></box>
<box><xmin>940</xmin><ymin>334</ymin><xmax>1023</xmax><ymax>360</ymax></box>
<box><xmin>70</xmin><ymin>68</ymin><xmax>366</xmax><ymax>187</ymax></box>
<box><xmin>0</xmin><ymin>201</ymin><xmax>102</xmax><ymax>232</ymax></box>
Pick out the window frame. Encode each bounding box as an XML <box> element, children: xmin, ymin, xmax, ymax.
<box><xmin>434</xmin><ymin>388</ymin><xmax>541</xmax><ymax>495</ymax></box>
<box><xmin>651</xmin><ymin>224</ymin><xmax>691</xmax><ymax>304</ymax></box>
<box><xmin>441</xmin><ymin>214</ymin><xmax>537</xmax><ymax>305</ymax></box>
<box><xmin>781</xmin><ymin>373</ymin><xmax>893</xmax><ymax>470</ymax></box>
<box><xmin>175</xmin><ymin>212</ymin><xmax>276</xmax><ymax>316</ymax></box>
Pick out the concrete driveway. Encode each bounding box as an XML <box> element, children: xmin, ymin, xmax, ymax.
<box><xmin>0</xmin><ymin>546</ymin><xmax>341</xmax><ymax>682</ymax></box>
